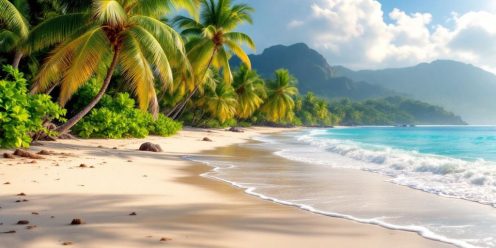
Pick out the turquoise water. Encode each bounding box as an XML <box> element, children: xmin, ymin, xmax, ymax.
<box><xmin>191</xmin><ymin>126</ymin><xmax>496</xmax><ymax>248</ymax></box>
<box><xmin>320</xmin><ymin>126</ymin><xmax>496</xmax><ymax>162</ymax></box>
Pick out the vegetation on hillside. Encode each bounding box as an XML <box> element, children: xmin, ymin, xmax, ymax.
<box><xmin>329</xmin><ymin>97</ymin><xmax>466</xmax><ymax>126</ymax></box>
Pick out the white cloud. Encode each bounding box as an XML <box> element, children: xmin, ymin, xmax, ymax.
<box><xmin>301</xmin><ymin>0</ymin><xmax>496</xmax><ymax>73</ymax></box>
<box><xmin>287</xmin><ymin>20</ymin><xmax>304</xmax><ymax>29</ymax></box>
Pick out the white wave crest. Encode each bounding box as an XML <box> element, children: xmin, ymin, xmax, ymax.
<box><xmin>281</xmin><ymin>134</ymin><xmax>496</xmax><ymax>207</ymax></box>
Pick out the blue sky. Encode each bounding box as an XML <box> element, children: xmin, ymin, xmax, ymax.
<box><xmin>236</xmin><ymin>0</ymin><xmax>496</xmax><ymax>72</ymax></box>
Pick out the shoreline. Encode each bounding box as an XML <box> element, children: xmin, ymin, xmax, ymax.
<box><xmin>0</xmin><ymin>127</ymin><xmax>452</xmax><ymax>247</ymax></box>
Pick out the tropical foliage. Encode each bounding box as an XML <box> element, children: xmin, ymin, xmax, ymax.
<box><xmin>0</xmin><ymin>65</ymin><xmax>65</xmax><ymax>148</ymax></box>
<box><xmin>170</xmin><ymin>0</ymin><xmax>255</xmax><ymax>118</ymax></box>
<box><xmin>0</xmin><ymin>0</ymin><xmax>339</xmax><ymax>149</ymax></box>
<box><xmin>261</xmin><ymin>69</ymin><xmax>299</xmax><ymax>123</ymax></box>
<box><xmin>73</xmin><ymin>92</ymin><xmax>181</xmax><ymax>139</ymax></box>
<box><xmin>29</xmin><ymin>0</ymin><xmax>195</xmax><ymax>133</ymax></box>
<box><xmin>233</xmin><ymin>65</ymin><xmax>265</xmax><ymax>119</ymax></box>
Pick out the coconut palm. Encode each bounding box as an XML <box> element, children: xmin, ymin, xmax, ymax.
<box><xmin>29</xmin><ymin>0</ymin><xmax>197</xmax><ymax>134</ymax></box>
<box><xmin>232</xmin><ymin>65</ymin><xmax>265</xmax><ymax>119</ymax></box>
<box><xmin>199</xmin><ymin>80</ymin><xmax>237</xmax><ymax>123</ymax></box>
<box><xmin>0</xmin><ymin>0</ymin><xmax>29</xmax><ymax>68</ymax></box>
<box><xmin>170</xmin><ymin>0</ymin><xmax>255</xmax><ymax>119</ymax></box>
<box><xmin>262</xmin><ymin>69</ymin><xmax>299</xmax><ymax>122</ymax></box>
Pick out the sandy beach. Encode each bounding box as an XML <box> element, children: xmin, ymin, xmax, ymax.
<box><xmin>0</xmin><ymin>127</ymin><xmax>452</xmax><ymax>248</ymax></box>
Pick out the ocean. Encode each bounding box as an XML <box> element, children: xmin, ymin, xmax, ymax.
<box><xmin>189</xmin><ymin>126</ymin><xmax>496</xmax><ymax>248</ymax></box>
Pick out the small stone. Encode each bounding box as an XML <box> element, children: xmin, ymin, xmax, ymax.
<box><xmin>32</xmin><ymin>212</ymin><xmax>39</xmax><ymax>215</ymax></box>
<box><xmin>228</xmin><ymin>127</ymin><xmax>244</xmax><ymax>133</ymax></box>
<box><xmin>89</xmin><ymin>166</ymin><xmax>95</xmax><ymax>168</ymax></box>
<box><xmin>70</xmin><ymin>219</ymin><xmax>84</xmax><ymax>225</ymax></box>
<box><xmin>79</xmin><ymin>164</ymin><xmax>88</xmax><ymax>168</ymax></box>
<box><xmin>37</xmin><ymin>150</ymin><xmax>54</xmax><ymax>155</ymax></box>
<box><xmin>17</xmin><ymin>220</ymin><xmax>29</xmax><ymax>225</ymax></box>
<box><xmin>202</xmin><ymin>137</ymin><xmax>213</xmax><ymax>142</ymax></box>
<box><xmin>129</xmin><ymin>212</ymin><xmax>137</xmax><ymax>216</ymax></box>
<box><xmin>112</xmin><ymin>147</ymin><xmax>118</xmax><ymax>150</ymax></box>
<box><xmin>3</xmin><ymin>153</ymin><xmax>15</xmax><ymax>159</ymax></box>
<box><xmin>160</xmin><ymin>237</ymin><xmax>172</xmax><ymax>242</ymax></box>
<box><xmin>26</xmin><ymin>225</ymin><xmax>37</xmax><ymax>230</ymax></box>
<box><xmin>3</xmin><ymin>182</ymin><xmax>10</xmax><ymax>185</ymax></box>
<box><xmin>3</xmin><ymin>230</ymin><xmax>16</xmax><ymax>234</ymax></box>
<box><xmin>17</xmin><ymin>193</ymin><xmax>26</xmax><ymax>196</ymax></box>
<box><xmin>29</xmin><ymin>160</ymin><xmax>37</xmax><ymax>164</ymax></box>
<box><xmin>62</xmin><ymin>241</ymin><xmax>73</xmax><ymax>246</ymax></box>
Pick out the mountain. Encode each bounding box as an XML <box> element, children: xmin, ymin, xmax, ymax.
<box><xmin>333</xmin><ymin>60</ymin><xmax>496</xmax><ymax>124</ymax></box>
<box><xmin>231</xmin><ymin>43</ymin><xmax>397</xmax><ymax>100</ymax></box>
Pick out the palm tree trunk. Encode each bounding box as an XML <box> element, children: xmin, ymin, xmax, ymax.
<box><xmin>12</xmin><ymin>51</ymin><xmax>23</xmax><ymax>69</ymax></box>
<box><xmin>56</xmin><ymin>46</ymin><xmax>122</xmax><ymax>134</ymax></box>
<box><xmin>171</xmin><ymin>48</ymin><xmax>218</xmax><ymax>120</ymax></box>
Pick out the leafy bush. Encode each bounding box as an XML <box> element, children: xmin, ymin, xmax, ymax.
<box><xmin>197</xmin><ymin>119</ymin><xmax>222</xmax><ymax>128</ymax></box>
<box><xmin>0</xmin><ymin>65</ymin><xmax>66</xmax><ymax>148</ymax></box>
<box><xmin>73</xmin><ymin>93</ymin><xmax>181</xmax><ymax>138</ymax></box>
<box><xmin>66</xmin><ymin>78</ymin><xmax>100</xmax><ymax>115</ymax></box>
<box><xmin>149</xmin><ymin>114</ymin><xmax>183</xmax><ymax>136</ymax></box>
<box><xmin>238</xmin><ymin>121</ymin><xmax>252</xmax><ymax>127</ymax></box>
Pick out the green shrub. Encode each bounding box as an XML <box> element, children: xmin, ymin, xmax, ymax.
<box><xmin>73</xmin><ymin>93</ymin><xmax>181</xmax><ymax>139</ymax></box>
<box><xmin>223</xmin><ymin>118</ymin><xmax>237</xmax><ymax>127</ymax></box>
<box><xmin>149</xmin><ymin>114</ymin><xmax>182</xmax><ymax>136</ymax></box>
<box><xmin>0</xmin><ymin>65</ymin><xmax>66</xmax><ymax>148</ymax></box>
<box><xmin>238</xmin><ymin>121</ymin><xmax>252</xmax><ymax>127</ymax></box>
<box><xmin>197</xmin><ymin>119</ymin><xmax>222</xmax><ymax>128</ymax></box>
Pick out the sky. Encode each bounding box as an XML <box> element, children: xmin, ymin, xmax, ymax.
<box><xmin>237</xmin><ymin>0</ymin><xmax>496</xmax><ymax>72</ymax></box>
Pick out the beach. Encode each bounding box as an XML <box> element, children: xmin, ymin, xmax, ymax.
<box><xmin>0</xmin><ymin>127</ymin><xmax>452</xmax><ymax>248</ymax></box>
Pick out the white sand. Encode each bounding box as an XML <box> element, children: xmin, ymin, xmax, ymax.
<box><xmin>0</xmin><ymin>127</ymin><xmax>452</xmax><ymax>247</ymax></box>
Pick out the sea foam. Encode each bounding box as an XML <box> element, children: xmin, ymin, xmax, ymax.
<box><xmin>275</xmin><ymin>131</ymin><xmax>496</xmax><ymax>207</ymax></box>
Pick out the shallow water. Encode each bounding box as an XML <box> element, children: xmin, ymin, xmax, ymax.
<box><xmin>189</xmin><ymin>126</ymin><xmax>496</xmax><ymax>248</ymax></box>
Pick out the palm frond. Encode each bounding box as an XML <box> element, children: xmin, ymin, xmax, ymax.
<box><xmin>25</xmin><ymin>13</ymin><xmax>90</xmax><ymax>53</ymax></box>
<box><xmin>59</xmin><ymin>28</ymin><xmax>111</xmax><ymax>105</ymax></box>
<box><xmin>224</xmin><ymin>32</ymin><xmax>255</xmax><ymax>50</ymax></box>
<box><xmin>129</xmin><ymin>25</ymin><xmax>173</xmax><ymax>91</ymax></box>
<box><xmin>225</xmin><ymin>40</ymin><xmax>250</xmax><ymax>69</ymax></box>
<box><xmin>119</xmin><ymin>32</ymin><xmax>156</xmax><ymax>112</ymax></box>
<box><xmin>33</xmin><ymin>31</ymin><xmax>95</xmax><ymax>94</ymax></box>
<box><xmin>93</xmin><ymin>0</ymin><xmax>127</xmax><ymax>26</ymax></box>
<box><xmin>0</xmin><ymin>30</ymin><xmax>21</xmax><ymax>52</ymax></box>
<box><xmin>0</xmin><ymin>0</ymin><xmax>29</xmax><ymax>38</ymax></box>
<box><xmin>216</xmin><ymin>47</ymin><xmax>233</xmax><ymax>84</ymax></box>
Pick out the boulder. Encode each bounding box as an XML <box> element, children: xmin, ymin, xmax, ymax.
<box><xmin>139</xmin><ymin>142</ymin><xmax>162</xmax><ymax>152</ymax></box>
<box><xmin>228</xmin><ymin>127</ymin><xmax>244</xmax><ymax>133</ymax></box>
<box><xmin>16</xmin><ymin>220</ymin><xmax>29</xmax><ymax>225</ymax></box>
<box><xmin>70</xmin><ymin>218</ymin><xmax>85</xmax><ymax>225</ymax></box>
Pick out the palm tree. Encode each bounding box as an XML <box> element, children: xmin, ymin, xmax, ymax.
<box><xmin>262</xmin><ymin>69</ymin><xmax>299</xmax><ymax>122</ymax></box>
<box><xmin>199</xmin><ymin>80</ymin><xmax>237</xmax><ymax>123</ymax></box>
<box><xmin>170</xmin><ymin>0</ymin><xmax>255</xmax><ymax>119</ymax></box>
<box><xmin>29</xmin><ymin>0</ymin><xmax>197</xmax><ymax>134</ymax></box>
<box><xmin>0</xmin><ymin>0</ymin><xmax>29</xmax><ymax>68</ymax></box>
<box><xmin>232</xmin><ymin>65</ymin><xmax>265</xmax><ymax>119</ymax></box>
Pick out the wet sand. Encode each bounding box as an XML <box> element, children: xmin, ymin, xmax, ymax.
<box><xmin>0</xmin><ymin>127</ymin><xmax>453</xmax><ymax>247</ymax></box>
